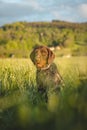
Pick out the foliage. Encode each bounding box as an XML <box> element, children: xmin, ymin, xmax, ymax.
<box><xmin>0</xmin><ymin>21</ymin><xmax>87</xmax><ymax>57</ymax></box>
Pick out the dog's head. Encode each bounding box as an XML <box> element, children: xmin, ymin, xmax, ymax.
<box><xmin>30</xmin><ymin>46</ymin><xmax>55</xmax><ymax>69</ymax></box>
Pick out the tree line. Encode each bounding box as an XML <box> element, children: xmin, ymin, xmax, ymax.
<box><xmin>0</xmin><ymin>20</ymin><xmax>87</xmax><ymax>57</ymax></box>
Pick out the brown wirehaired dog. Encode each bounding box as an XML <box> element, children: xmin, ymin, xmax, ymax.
<box><xmin>30</xmin><ymin>45</ymin><xmax>62</xmax><ymax>101</ymax></box>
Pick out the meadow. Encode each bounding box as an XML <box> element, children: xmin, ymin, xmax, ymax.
<box><xmin>0</xmin><ymin>56</ymin><xmax>87</xmax><ymax>130</ymax></box>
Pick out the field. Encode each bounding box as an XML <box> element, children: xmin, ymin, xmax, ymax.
<box><xmin>0</xmin><ymin>57</ymin><xmax>87</xmax><ymax>130</ymax></box>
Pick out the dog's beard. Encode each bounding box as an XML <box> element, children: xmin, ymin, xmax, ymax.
<box><xmin>35</xmin><ymin>62</ymin><xmax>51</xmax><ymax>71</ymax></box>
<box><xmin>35</xmin><ymin>62</ymin><xmax>42</xmax><ymax>68</ymax></box>
<box><xmin>35</xmin><ymin>58</ymin><xmax>47</xmax><ymax>69</ymax></box>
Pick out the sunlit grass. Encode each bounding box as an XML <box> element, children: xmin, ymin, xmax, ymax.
<box><xmin>0</xmin><ymin>58</ymin><xmax>36</xmax><ymax>93</ymax></box>
<box><xmin>0</xmin><ymin>57</ymin><xmax>87</xmax><ymax>130</ymax></box>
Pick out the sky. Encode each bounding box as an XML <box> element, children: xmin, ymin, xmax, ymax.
<box><xmin>0</xmin><ymin>0</ymin><xmax>87</xmax><ymax>26</ymax></box>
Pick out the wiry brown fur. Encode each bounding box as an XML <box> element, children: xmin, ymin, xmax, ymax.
<box><xmin>30</xmin><ymin>45</ymin><xmax>62</xmax><ymax>101</ymax></box>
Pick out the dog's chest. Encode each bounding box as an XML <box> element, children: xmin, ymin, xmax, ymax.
<box><xmin>37</xmin><ymin>68</ymin><xmax>53</xmax><ymax>80</ymax></box>
<box><xmin>36</xmin><ymin>63</ymin><xmax>61</xmax><ymax>87</ymax></box>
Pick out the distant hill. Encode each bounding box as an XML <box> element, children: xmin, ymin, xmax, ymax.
<box><xmin>0</xmin><ymin>20</ymin><xmax>87</xmax><ymax>57</ymax></box>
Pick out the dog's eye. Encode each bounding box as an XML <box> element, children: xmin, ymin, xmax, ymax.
<box><xmin>35</xmin><ymin>50</ymin><xmax>38</xmax><ymax>53</ymax></box>
<box><xmin>41</xmin><ymin>49</ymin><xmax>47</xmax><ymax>55</ymax></box>
<box><xmin>42</xmin><ymin>51</ymin><xmax>46</xmax><ymax>54</ymax></box>
<box><xmin>42</xmin><ymin>51</ymin><xmax>47</xmax><ymax>56</ymax></box>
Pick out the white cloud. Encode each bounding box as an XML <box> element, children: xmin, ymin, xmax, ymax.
<box><xmin>50</xmin><ymin>5</ymin><xmax>77</xmax><ymax>22</ymax></box>
<box><xmin>0</xmin><ymin>0</ymin><xmax>87</xmax><ymax>26</ymax></box>
<box><xmin>78</xmin><ymin>3</ymin><xmax>87</xmax><ymax>18</ymax></box>
<box><xmin>21</xmin><ymin>0</ymin><xmax>43</xmax><ymax>11</ymax></box>
<box><xmin>51</xmin><ymin>11</ymin><xmax>60</xmax><ymax>19</ymax></box>
<box><xmin>0</xmin><ymin>0</ymin><xmax>21</xmax><ymax>3</ymax></box>
<box><xmin>0</xmin><ymin>0</ymin><xmax>45</xmax><ymax>26</ymax></box>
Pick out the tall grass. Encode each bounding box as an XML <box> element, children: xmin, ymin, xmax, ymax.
<box><xmin>55</xmin><ymin>57</ymin><xmax>87</xmax><ymax>87</ymax></box>
<box><xmin>0</xmin><ymin>59</ymin><xmax>36</xmax><ymax>94</ymax></box>
<box><xmin>0</xmin><ymin>57</ymin><xmax>87</xmax><ymax>130</ymax></box>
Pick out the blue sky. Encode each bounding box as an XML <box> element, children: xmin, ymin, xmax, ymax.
<box><xmin>0</xmin><ymin>0</ymin><xmax>87</xmax><ymax>26</ymax></box>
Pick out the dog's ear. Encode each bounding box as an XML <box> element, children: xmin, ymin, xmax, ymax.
<box><xmin>30</xmin><ymin>49</ymin><xmax>35</xmax><ymax>64</ymax></box>
<box><xmin>47</xmin><ymin>48</ymin><xmax>55</xmax><ymax>64</ymax></box>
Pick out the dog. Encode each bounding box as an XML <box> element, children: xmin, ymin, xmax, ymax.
<box><xmin>30</xmin><ymin>45</ymin><xmax>63</xmax><ymax>101</ymax></box>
